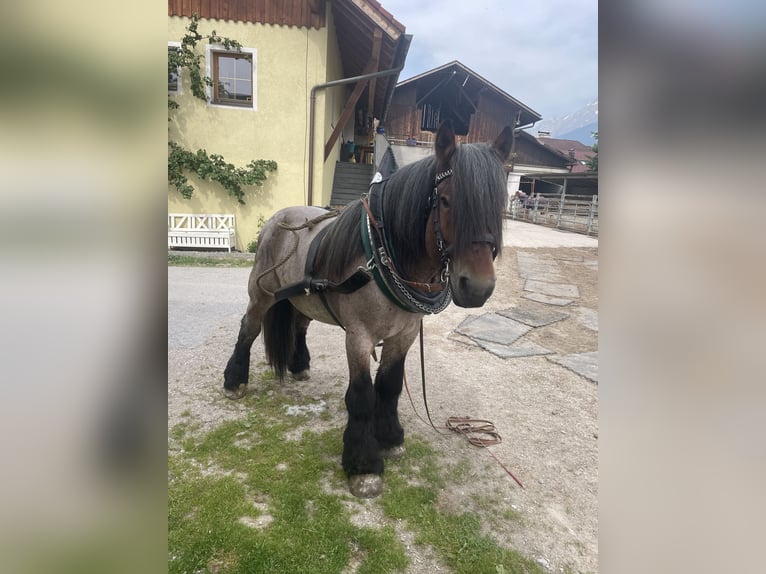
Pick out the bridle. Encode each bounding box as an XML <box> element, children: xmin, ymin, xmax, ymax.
<box><xmin>429</xmin><ymin>168</ymin><xmax>454</xmax><ymax>275</ymax></box>
<box><xmin>427</xmin><ymin>167</ymin><xmax>498</xmax><ymax>268</ymax></box>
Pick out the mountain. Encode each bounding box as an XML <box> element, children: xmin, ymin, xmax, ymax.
<box><xmin>529</xmin><ymin>100</ymin><xmax>598</xmax><ymax>144</ymax></box>
<box><xmin>559</xmin><ymin>122</ymin><xmax>598</xmax><ymax>145</ymax></box>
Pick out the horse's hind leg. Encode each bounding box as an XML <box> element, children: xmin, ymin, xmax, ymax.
<box><xmin>223</xmin><ymin>299</ymin><xmax>264</xmax><ymax>399</ymax></box>
<box><xmin>288</xmin><ymin>311</ymin><xmax>312</xmax><ymax>381</ymax></box>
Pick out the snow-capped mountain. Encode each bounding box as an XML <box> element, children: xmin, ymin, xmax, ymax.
<box><xmin>529</xmin><ymin>100</ymin><xmax>598</xmax><ymax>144</ymax></box>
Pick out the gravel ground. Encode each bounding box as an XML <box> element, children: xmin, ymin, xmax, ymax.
<box><xmin>168</xmin><ymin>219</ymin><xmax>598</xmax><ymax>573</ymax></box>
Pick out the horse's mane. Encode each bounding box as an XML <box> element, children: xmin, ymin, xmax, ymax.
<box><xmin>317</xmin><ymin>142</ymin><xmax>506</xmax><ymax>283</ymax></box>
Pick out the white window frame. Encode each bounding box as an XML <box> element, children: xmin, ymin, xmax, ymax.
<box><xmin>205</xmin><ymin>45</ymin><xmax>257</xmax><ymax>111</ymax></box>
<box><xmin>168</xmin><ymin>41</ymin><xmax>182</xmax><ymax>95</ymax></box>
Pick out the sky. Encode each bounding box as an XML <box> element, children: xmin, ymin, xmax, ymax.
<box><xmin>379</xmin><ymin>0</ymin><xmax>598</xmax><ymax>122</ymax></box>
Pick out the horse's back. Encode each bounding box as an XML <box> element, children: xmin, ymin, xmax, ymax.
<box><xmin>247</xmin><ymin>206</ymin><xmax>338</xmax><ymax>300</ymax></box>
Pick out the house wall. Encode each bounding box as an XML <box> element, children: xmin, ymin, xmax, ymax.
<box><xmin>318</xmin><ymin>5</ymin><xmax>346</xmax><ymax>207</ymax></box>
<box><xmin>168</xmin><ymin>15</ymin><xmax>337</xmax><ymax>250</ymax></box>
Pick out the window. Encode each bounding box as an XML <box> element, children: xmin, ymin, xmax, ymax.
<box><xmin>212</xmin><ymin>52</ymin><xmax>253</xmax><ymax>107</ymax></box>
<box><xmin>168</xmin><ymin>43</ymin><xmax>181</xmax><ymax>93</ymax></box>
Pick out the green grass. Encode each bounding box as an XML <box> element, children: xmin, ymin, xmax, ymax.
<box><xmin>168</xmin><ymin>252</ymin><xmax>253</xmax><ymax>267</ymax></box>
<box><xmin>169</xmin><ymin>377</ymin><xmax>542</xmax><ymax>574</ymax></box>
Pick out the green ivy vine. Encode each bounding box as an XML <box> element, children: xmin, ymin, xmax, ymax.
<box><xmin>168</xmin><ymin>14</ymin><xmax>277</xmax><ymax>203</ymax></box>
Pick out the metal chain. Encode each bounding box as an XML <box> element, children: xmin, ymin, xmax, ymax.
<box><xmin>366</xmin><ymin>213</ymin><xmax>452</xmax><ymax>314</ymax></box>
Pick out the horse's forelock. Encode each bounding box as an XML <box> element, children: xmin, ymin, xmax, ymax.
<box><xmin>382</xmin><ymin>155</ymin><xmax>438</xmax><ymax>273</ymax></box>
<box><xmin>449</xmin><ymin>142</ymin><xmax>506</xmax><ymax>256</ymax></box>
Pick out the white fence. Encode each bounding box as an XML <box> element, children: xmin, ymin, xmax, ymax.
<box><xmin>168</xmin><ymin>213</ymin><xmax>237</xmax><ymax>252</ymax></box>
<box><xmin>509</xmin><ymin>194</ymin><xmax>598</xmax><ymax>236</ymax></box>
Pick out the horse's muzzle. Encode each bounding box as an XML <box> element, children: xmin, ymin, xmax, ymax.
<box><xmin>452</xmin><ymin>275</ymin><xmax>495</xmax><ymax>308</ymax></box>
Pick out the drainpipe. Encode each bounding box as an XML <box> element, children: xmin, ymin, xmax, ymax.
<box><xmin>308</xmin><ymin>65</ymin><xmax>404</xmax><ymax>206</ymax></box>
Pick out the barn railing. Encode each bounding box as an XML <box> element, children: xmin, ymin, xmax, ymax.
<box><xmin>508</xmin><ymin>193</ymin><xmax>598</xmax><ymax>236</ymax></box>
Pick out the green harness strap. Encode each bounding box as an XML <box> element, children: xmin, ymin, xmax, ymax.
<box><xmin>360</xmin><ymin>212</ymin><xmax>412</xmax><ymax>312</ymax></box>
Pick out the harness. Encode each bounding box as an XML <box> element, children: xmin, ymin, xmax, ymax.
<box><xmin>272</xmin><ymin>168</ymin><xmax>456</xmax><ymax>322</ymax></box>
<box><xmin>273</xmin><ymin>214</ymin><xmax>372</xmax><ymax>327</ymax></box>
<box><xmin>359</xmin><ymin>169</ymin><xmax>454</xmax><ymax>314</ymax></box>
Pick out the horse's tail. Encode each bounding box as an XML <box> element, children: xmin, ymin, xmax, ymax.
<box><xmin>262</xmin><ymin>299</ymin><xmax>295</xmax><ymax>380</ymax></box>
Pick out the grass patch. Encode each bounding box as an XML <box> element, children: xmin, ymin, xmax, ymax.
<box><xmin>168</xmin><ymin>252</ymin><xmax>253</xmax><ymax>267</ymax></box>
<box><xmin>381</xmin><ymin>438</ymin><xmax>543</xmax><ymax>574</ymax></box>
<box><xmin>169</xmin><ymin>381</ymin><xmax>541</xmax><ymax>573</ymax></box>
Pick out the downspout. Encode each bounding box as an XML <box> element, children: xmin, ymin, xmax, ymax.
<box><xmin>308</xmin><ymin>65</ymin><xmax>404</xmax><ymax>206</ymax></box>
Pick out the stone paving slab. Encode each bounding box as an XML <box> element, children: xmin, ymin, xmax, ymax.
<box><xmin>498</xmin><ymin>304</ymin><xmax>570</xmax><ymax>328</ymax></box>
<box><xmin>448</xmin><ymin>330</ymin><xmax>554</xmax><ymax>359</ymax></box>
<box><xmin>454</xmin><ymin>313</ymin><xmax>532</xmax><ymax>346</ymax></box>
<box><xmin>474</xmin><ymin>339</ymin><xmax>555</xmax><ymax>359</ymax></box>
<box><xmin>550</xmin><ymin>351</ymin><xmax>598</xmax><ymax>383</ymax></box>
<box><xmin>521</xmin><ymin>292</ymin><xmax>574</xmax><ymax>306</ymax></box>
<box><xmin>575</xmin><ymin>307</ymin><xmax>599</xmax><ymax>332</ymax></box>
<box><xmin>524</xmin><ymin>279</ymin><xmax>580</xmax><ymax>298</ymax></box>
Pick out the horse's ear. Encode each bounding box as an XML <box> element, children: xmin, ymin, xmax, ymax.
<box><xmin>492</xmin><ymin>125</ymin><xmax>514</xmax><ymax>163</ymax></box>
<box><xmin>435</xmin><ymin>119</ymin><xmax>457</xmax><ymax>164</ymax></box>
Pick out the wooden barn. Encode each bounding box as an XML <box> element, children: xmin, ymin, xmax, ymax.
<box><xmin>385</xmin><ymin>60</ymin><xmax>541</xmax><ymax>145</ymax></box>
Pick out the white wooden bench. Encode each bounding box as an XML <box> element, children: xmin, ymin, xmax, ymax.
<box><xmin>168</xmin><ymin>213</ymin><xmax>237</xmax><ymax>252</ymax></box>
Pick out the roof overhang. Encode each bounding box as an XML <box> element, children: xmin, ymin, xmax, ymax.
<box><xmin>397</xmin><ymin>60</ymin><xmax>542</xmax><ymax>128</ymax></box>
<box><xmin>330</xmin><ymin>0</ymin><xmax>409</xmax><ymax>122</ymax></box>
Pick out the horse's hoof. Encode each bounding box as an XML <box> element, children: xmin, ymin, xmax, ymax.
<box><xmin>291</xmin><ymin>369</ymin><xmax>310</xmax><ymax>381</ymax></box>
<box><xmin>348</xmin><ymin>474</ymin><xmax>383</xmax><ymax>498</ymax></box>
<box><xmin>381</xmin><ymin>446</ymin><xmax>405</xmax><ymax>460</ymax></box>
<box><xmin>223</xmin><ymin>384</ymin><xmax>247</xmax><ymax>400</ymax></box>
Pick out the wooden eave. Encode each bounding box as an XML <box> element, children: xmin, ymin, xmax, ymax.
<box><xmin>168</xmin><ymin>0</ymin><xmax>327</xmax><ymax>29</ymax></box>
<box><xmin>397</xmin><ymin>60</ymin><xmax>542</xmax><ymax>127</ymax></box>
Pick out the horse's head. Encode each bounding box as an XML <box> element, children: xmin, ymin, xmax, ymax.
<box><xmin>426</xmin><ymin>121</ymin><xmax>513</xmax><ymax>308</ymax></box>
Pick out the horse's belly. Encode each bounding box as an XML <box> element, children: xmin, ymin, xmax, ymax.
<box><xmin>289</xmin><ymin>295</ymin><xmax>342</xmax><ymax>326</ymax></box>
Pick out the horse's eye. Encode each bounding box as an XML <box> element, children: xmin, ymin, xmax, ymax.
<box><xmin>439</xmin><ymin>196</ymin><xmax>450</xmax><ymax>209</ymax></box>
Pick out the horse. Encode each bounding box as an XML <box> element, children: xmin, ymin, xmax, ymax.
<box><xmin>223</xmin><ymin>120</ymin><xmax>513</xmax><ymax>498</ymax></box>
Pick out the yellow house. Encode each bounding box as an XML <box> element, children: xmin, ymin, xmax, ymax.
<box><xmin>168</xmin><ymin>0</ymin><xmax>410</xmax><ymax>251</ymax></box>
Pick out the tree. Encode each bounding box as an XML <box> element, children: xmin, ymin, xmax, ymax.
<box><xmin>168</xmin><ymin>15</ymin><xmax>276</xmax><ymax>204</ymax></box>
<box><xmin>585</xmin><ymin>131</ymin><xmax>598</xmax><ymax>172</ymax></box>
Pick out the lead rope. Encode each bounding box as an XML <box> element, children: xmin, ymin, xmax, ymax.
<box><xmin>255</xmin><ymin>210</ymin><xmax>340</xmax><ymax>296</ymax></box>
<box><xmin>402</xmin><ymin>320</ymin><xmax>525</xmax><ymax>489</ymax></box>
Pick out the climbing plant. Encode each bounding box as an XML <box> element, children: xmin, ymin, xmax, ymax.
<box><xmin>585</xmin><ymin>132</ymin><xmax>598</xmax><ymax>173</ymax></box>
<box><xmin>168</xmin><ymin>14</ymin><xmax>277</xmax><ymax>203</ymax></box>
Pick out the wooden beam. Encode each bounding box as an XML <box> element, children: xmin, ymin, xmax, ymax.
<box><xmin>366</xmin><ymin>30</ymin><xmax>383</xmax><ymax>122</ymax></box>
<box><xmin>324</xmin><ymin>59</ymin><xmax>377</xmax><ymax>161</ymax></box>
<box><xmin>453</xmin><ymin>74</ymin><xmax>479</xmax><ymax>112</ymax></box>
<box><xmin>324</xmin><ymin>30</ymin><xmax>383</xmax><ymax>161</ymax></box>
<box><xmin>416</xmin><ymin>71</ymin><xmax>456</xmax><ymax>107</ymax></box>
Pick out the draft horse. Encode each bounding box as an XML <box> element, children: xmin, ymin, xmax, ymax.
<box><xmin>224</xmin><ymin>121</ymin><xmax>513</xmax><ymax>498</ymax></box>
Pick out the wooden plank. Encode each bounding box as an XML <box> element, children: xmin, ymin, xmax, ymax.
<box><xmin>366</xmin><ymin>29</ymin><xmax>383</xmax><ymax>120</ymax></box>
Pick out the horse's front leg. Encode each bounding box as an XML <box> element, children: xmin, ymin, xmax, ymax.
<box><xmin>374</xmin><ymin>323</ymin><xmax>420</xmax><ymax>460</ymax></box>
<box><xmin>342</xmin><ymin>330</ymin><xmax>383</xmax><ymax>498</ymax></box>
